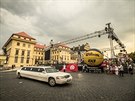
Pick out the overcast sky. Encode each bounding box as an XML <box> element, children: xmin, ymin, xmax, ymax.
<box><xmin>0</xmin><ymin>0</ymin><xmax>135</xmax><ymax>55</ymax></box>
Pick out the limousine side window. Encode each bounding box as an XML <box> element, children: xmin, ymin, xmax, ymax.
<box><xmin>31</xmin><ymin>68</ymin><xmax>44</xmax><ymax>72</ymax></box>
<box><xmin>26</xmin><ymin>67</ymin><xmax>32</xmax><ymax>71</ymax></box>
<box><xmin>38</xmin><ymin>68</ymin><xmax>44</xmax><ymax>72</ymax></box>
<box><xmin>32</xmin><ymin>68</ymin><xmax>39</xmax><ymax>72</ymax></box>
<box><xmin>21</xmin><ymin>67</ymin><xmax>26</xmax><ymax>70</ymax></box>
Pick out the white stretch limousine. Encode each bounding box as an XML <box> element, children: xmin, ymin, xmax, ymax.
<box><xmin>16</xmin><ymin>66</ymin><xmax>72</xmax><ymax>86</ymax></box>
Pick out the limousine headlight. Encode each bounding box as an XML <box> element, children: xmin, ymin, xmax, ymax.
<box><xmin>56</xmin><ymin>76</ymin><xmax>65</xmax><ymax>79</ymax></box>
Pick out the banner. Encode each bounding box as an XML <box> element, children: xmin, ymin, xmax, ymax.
<box><xmin>61</xmin><ymin>64</ymin><xmax>78</xmax><ymax>72</ymax></box>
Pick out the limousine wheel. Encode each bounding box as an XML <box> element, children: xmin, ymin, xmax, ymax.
<box><xmin>49</xmin><ymin>78</ymin><xmax>56</xmax><ymax>87</ymax></box>
<box><xmin>17</xmin><ymin>73</ymin><xmax>22</xmax><ymax>79</ymax></box>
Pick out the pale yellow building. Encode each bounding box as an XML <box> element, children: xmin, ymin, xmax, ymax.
<box><xmin>70</xmin><ymin>52</ymin><xmax>78</xmax><ymax>63</ymax></box>
<box><xmin>2</xmin><ymin>32</ymin><xmax>36</xmax><ymax>67</ymax></box>
<box><xmin>33</xmin><ymin>44</ymin><xmax>46</xmax><ymax>65</ymax></box>
<box><xmin>46</xmin><ymin>44</ymin><xmax>77</xmax><ymax>64</ymax></box>
<box><xmin>2</xmin><ymin>32</ymin><xmax>78</xmax><ymax>68</ymax></box>
<box><xmin>50</xmin><ymin>44</ymin><xmax>71</xmax><ymax>64</ymax></box>
<box><xmin>0</xmin><ymin>54</ymin><xmax>6</xmax><ymax>66</ymax></box>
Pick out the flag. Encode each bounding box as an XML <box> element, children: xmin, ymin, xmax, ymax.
<box><xmin>61</xmin><ymin>64</ymin><xmax>78</xmax><ymax>72</ymax></box>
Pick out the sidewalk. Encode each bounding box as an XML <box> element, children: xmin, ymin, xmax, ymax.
<box><xmin>0</xmin><ymin>68</ymin><xmax>18</xmax><ymax>73</ymax></box>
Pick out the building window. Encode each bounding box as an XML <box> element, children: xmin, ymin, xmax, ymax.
<box><xmin>17</xmin><ymin>42</ymin><xmax>20</xmax><ymax>46</ymax></box>
<box><xmin>21</xmin><ymin>50</ymin><xmax>25</xmax><ymax>56</ymax></box>
<box><xmin>15</xmin><ymin>49</ymin><xmax>19</xmax><ymax>55</ymax></box>
<box><xmin>67</xmin><ymin>56</ymin><xmax>69</xmax><ymax>60</ymax></box>
<box><xmin>21</xmin><ymin>57</ymin><xmax>24</xmax><ymax>63</ymax></box>
<box><xmin>54</xmin><ymin>56</ymin><xmax>55</xmax><ymax>60</ymax></box>
<box><xmin>14</xmin><ymin>56</ymin><xmax>18</xmax><ymax>63</ymax></box>
<box><xmin>27</xmin><ymin>50</ymin><xmax>30</xmax><ymax>56</ymax></box>
<box><xmin>28</xmin><ymin>44</ymin><xmax>30</xmax><ymax>48</ymax></box>
<box><xmin>41</xmin><ymin>57</ymin><xmax>43</xmax><ymax>60</ymax></box>
<box><xmin>23</xmin><ymin>43</ymin><xmax>25</xmax><ymax>47</ymax></box>
<box><xmin>26</xmin><ymin>57</ymin><xmax>30</xmax><ymax>63</ymax></box>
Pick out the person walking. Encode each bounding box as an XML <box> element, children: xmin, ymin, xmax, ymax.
<box><xmin>63</xmin><ymin>64</ymin><xmax>66</xmax><ymax>72</ymax></box>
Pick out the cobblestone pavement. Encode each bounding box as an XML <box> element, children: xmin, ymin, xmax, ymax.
<box><xmin>0</xmin><ymin>71</ymin><xmax>135</xmax><ymax>101</ymax></box>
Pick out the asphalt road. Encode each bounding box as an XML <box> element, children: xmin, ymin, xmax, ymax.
<box><xmin>0</xmin><ymin>71</ymin><xmax>135</xmax><ymax>101</ymax></box>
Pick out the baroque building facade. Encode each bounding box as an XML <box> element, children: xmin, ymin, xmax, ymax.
<box><xmin>2</xmin><ymin>32</ymin><xmax>45</xmax><ymax>67</ymax></box>
<box><xmin>2</xmin><ymin>32</ymin><xmax>77</xmax><ymax>68</ymax></box>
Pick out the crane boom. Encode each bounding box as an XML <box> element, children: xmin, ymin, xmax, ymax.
<box><xmin>61</xmin><ymin>30</ymin><xmax>106</xmax><ymax>44</ymax></box>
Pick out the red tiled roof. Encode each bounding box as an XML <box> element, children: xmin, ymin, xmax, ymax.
<box><xmin>14</xmin><ymin>32</ymin><xmax>35</xmax><ymax>39</ymax></box>
<box><xmin>34</xmin><ymin>44</ymin><xmax>46</xmax><ymax>49</ymax></box>
<box><xmin>55</xmin><ymin>43</ymin><xmax>69</xmax><ymax>48</ymax></box>
<box><xmin>58</xmin><ymin>44</ymin><xmax>70</xmax><ymax>48</ymax></box>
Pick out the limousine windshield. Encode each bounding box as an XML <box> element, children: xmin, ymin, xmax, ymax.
<box><xmin>45</xmin><ymin>68</ymin><xmax>59</xmax><ymax>73</ymax></box>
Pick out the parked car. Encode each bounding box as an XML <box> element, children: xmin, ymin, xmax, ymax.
<box><xmin>16</xmin><ymin>66</ymin><xmax>72</xmax><ymax>87</ymax></box>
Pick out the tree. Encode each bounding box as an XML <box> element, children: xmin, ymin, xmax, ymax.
<box><xmin>128</xmin><ymin>52</ymin><xmax>135</xmax><ymax>63</ymax></box>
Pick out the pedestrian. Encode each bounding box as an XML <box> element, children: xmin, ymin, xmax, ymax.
<box><xmin>12</xmin><ymin>65</ymin><xmax>14</xmax><ymax>69</ymax></box>
<box><xmin>109</xmin><ymin>65</ymin><xmax>112</xmax><ymax>74</ymax></box>
<box><xmin>85</xmin><ymin>65</ymin><xmax>89</xmax><ymax>72</ymax></box>
<box><xmin>112</xmin><ymin>65</ymin><xmax>115</xmax><ymax>74</ymax></box>
<box><xmin>128</xmin><ymin>64</ymin><xmax>133</xmax><ymax>75</ymax></box>
<box><xmin>82</xmin><ymin>64</ymin><xmax>85</xmax><ymax>72</ymax></box>
<box><xmin>115</xmin><ymin>65</ymin><xmax>119</xmax><ymax>75</ymax></box>
<box><xmin>63</xmin><ymin>64</ymin><xmax>66</xmax><ymax>72</ymax></box>
<box><xmin>106</xmin><ymin>65</ymin><xmax>109</xmax><ymax>74</ymax></box>
<box><xmin>119</xmin><ymin>64</ymin><xmax>124</xmax><ymax>77</ymax></box>
<box><xmin>12</xmin><ymin>65</ymin><xmax>15</xmax><ymax>69</ymax></box>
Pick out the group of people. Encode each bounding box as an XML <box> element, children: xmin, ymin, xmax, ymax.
<box><xmin>105</xmin><ymin>63</ymin><xmax>134</xmax><ymax>76</ymax></box>
<box><xmin>81</xmin><ymin>63</ymin><xmax>134</xmax><ymax>76</ymax></box>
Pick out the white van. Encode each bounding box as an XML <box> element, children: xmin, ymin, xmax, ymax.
<box><xmin>16</xmin><ymin>66</ymin><xmax>72</xmax><ymax>87</ymax></box>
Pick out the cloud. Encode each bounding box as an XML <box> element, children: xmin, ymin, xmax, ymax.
<box><xmin>0</xmin><ymin>0</ymin><xmax>134</xmax><ymax>54</ymax></box>
<box><xmin>1</xmin><ymin>0</ymin><xmax>36</xmax><ymax>16</ymax></box>
<box><xmin>0</xmin><ymin>8</ymin><xmax>49</xmax><ymax>47</ymax></box>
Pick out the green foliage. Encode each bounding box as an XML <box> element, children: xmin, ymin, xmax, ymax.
<box><xmin>128</xmin><ymin>51</ymin><xmax>135</xmax><ymax>63</ymax></box>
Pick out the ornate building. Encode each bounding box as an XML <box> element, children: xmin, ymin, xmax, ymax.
<box><xmin>45</xmin><ymin>44</ymin><xmax>78</xmax><ymax>64</ymax></box>
<box><xmin>33</xmin><ymin>44</ymin><xmax>46</xmax><ymax>65</ymax></box>
<box><xmin>0</xmin><ymin>53</ymin><xmax>6</xmax><ymax>66</ymax></box>
<box><xmin>2</xmin><ymin>32</ymin><xmax>78</xmax><ymax>68</ymax></box>
<box><xmin>2</xmin><ymin>32</ymin><xmax>45</xmax><ymax>67</ymax></box>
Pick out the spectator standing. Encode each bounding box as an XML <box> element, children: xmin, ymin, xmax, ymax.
<box><xmin>128</xmin><ymin>64</ymin><xmax>133</xmax><ymax>75</ymax></box>
<box><xmin>115</xmin><ymin>65</ymin><xmax>119</xmax><ymax>75</ymax></box>
<box><xmin>82</xmin><ymin>65</ymin><xmax>85</xmax><ymax>72</ymax></box>
<box><xmin>109</xmin><ymin>65</ymin><xmax>113</xmax><ymax>74</ymax></box>
<box><xmin>106</xmin><ymin>65</ymin><xmax>110</xmax><ymax>74</ymax></box>
<box><xmin>119</xmin><ymin>64</ymin><xmax>124</xmax><ymax>77</ymax></box>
